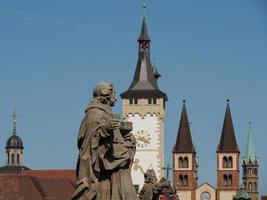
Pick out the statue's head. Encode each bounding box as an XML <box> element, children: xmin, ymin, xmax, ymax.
<box><xmin>93</xmin><ymin>82</ymin><xmax>116</xmax><ymax>106</ymax></box>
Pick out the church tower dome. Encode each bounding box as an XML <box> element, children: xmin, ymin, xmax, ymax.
<box><xmin>0</xmin><ymin>110</ymin><xmax>30</xmax><ymax>174</ymax></box>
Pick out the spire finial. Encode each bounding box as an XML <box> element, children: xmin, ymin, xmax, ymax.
<box><xmin>142</xmin><ymin>0</ymin><xmax>147</xmax><ymax>18</ymax></box>
<box><xmin>183</xmin><ymin>99</ymin><xmax>186</xmax><ymax>104</ymax></box>
<box><xmin>12</xmin><ymin>108</ymin><xmax>18</xmax><ymax>135</ymax></box>
<box><xmin>227</xmin><ymin>98</ymin><xmax>230</xmax><ymax>103</ymax></box>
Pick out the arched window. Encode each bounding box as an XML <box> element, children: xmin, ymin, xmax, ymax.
<box><xmin>253</xmin><ymin>168</ymin><xmax>258</xmax><ymax>175</ymax></box>
<box><xmin>179</xmin><ymin>175</ymin><xmax>183</xmax><ymax>186</ymax></box>
<box><xmin>183</xmin><ymin>175</ymin><xmax>188</xmax><ymax>186</ymax></box>
<box><xmin>228</xmin><ymin>156</ymin><xmax>233</xmax><ymax>168</ymax></box>
<box><xmin>183</xmin><ymin>157</ymin><xmax>189</xmax><ymax>168</ymax></box>
<box><xmin>244</xmin><ymin>182</ymin><xmax>247</xmax><ymax>190</ymax></box>
<box><xmin>17</xmin><ymin>154</ymin><xmax>20</xmax><ymax>164</ymax></box>
<box><xmin>249</xmin><ymin>168</ymin><xmax>253</xmax><ymax>175</ymax></box>
<box><xmin>228</xmin><ymin>175</ymin><xmax>232</xmax><ymax>186</ymax></box>
<box><xmin>223</xmin><ymin>157</ymin><xmax>228</xmax><ymax>168</ymax></box>
<box><xmin>254</xmin><ymin>182</ymin><xmax>257</xmax><ymax>191</ymax></box>
<box><xmin>224</xmin><ymin>175</ymin><xmax>228</xmax><ymax>186</ymax></box>
<box><xmin>11</xmin><ymin>154</ymin><xmax>15</xmax><ymax>164</ymax></box>
<box><xmin>178</xmin><ymin>157</ymin><xmax>183</xmax><ymax>168</ymax></box>
<box><xmin>249</xmin><ymin>182</ymin><xmax>252</xmax><ymax>190</ymax></box>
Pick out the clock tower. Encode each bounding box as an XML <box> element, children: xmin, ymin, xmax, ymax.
<box><xmin>120</xmin><ymin>17</ymin><xmax>167</xmax><ymax>192</ymax></box>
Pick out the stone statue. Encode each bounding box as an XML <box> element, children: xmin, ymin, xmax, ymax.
<box><xmin>71</xmin><ymin>82</ymin><xmax>138</xmax><ymax>200</ymax></box>
<box><xmin>139</xmin><ymin>169</ymin><xmax>178</xmax><ymax>200</ymax></box>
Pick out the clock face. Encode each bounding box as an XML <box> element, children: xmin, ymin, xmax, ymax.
<box><xmin>201</xmin><ymin>192</ymin><xmax>211</xmax><ymax>200</ymax></box>
<box><xmin>135</xmin><ymin>130</ymin><xmax>151</xmax><ymax>149</ymax></box>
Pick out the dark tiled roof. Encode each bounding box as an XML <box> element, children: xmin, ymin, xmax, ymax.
<box><xmin>0</xmin><ymin>170</ymin><xmax>76</xmax><ymax>200</ymax></box>
<box><xmin>6</xmin><ymin>135</ymin><xmax>24</xmax><ymax>149</ymax></box>
<box><xmin>120</xmin><ymin>51</ymin><xmax>167</xmax><ymax>100</ymax></box>
<box><xmin>173</xmin><ymin>101</ymin><xmax>195</xmax><ymax>153</ymax></box>
<box><xmin>217</xmin><ymin>101</ymin><xmax>239</xmax><ymax>152</ymax></box>
<box><xmin>22</xmin><ymin>169</ymin><xmax>76</xmax><ymax>185</ymax></box>
<box><xmin>138</xmin><ymin>18</ymin><xmax>150</xmax><ymax>42</ymax></box>
<box><xmin>0</xmin><ymin>165</ymin><xmax>30</xmax><ymax>174</ymax></box>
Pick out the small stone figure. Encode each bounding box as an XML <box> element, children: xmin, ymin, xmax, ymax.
<box><xmin>71</xmin><ymin>82</ymin><xmax>137</xmax><ymax>200</ymax></box>
<box><xmin>139</xmin><ymin>168</ymin><xmax>159</xmax><ymax>200</ymax></box>
<box><xmin>139</xmin><ymin>169</ymin><xmax>179</xmax><ymax>200</ymax></box>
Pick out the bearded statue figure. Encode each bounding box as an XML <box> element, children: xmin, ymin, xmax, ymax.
<box><xmin>71</xmin><ymin>82</ymin><xmax>137</xmax><ymax>200</ymax></box>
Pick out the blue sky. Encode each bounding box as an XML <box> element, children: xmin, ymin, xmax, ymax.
<box><xmin>0</xmin><ymin>0</ymin><xmax>266</xmax><ymax>196</ymax></box>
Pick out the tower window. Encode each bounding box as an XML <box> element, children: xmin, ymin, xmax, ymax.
<box><xmin>223</xmin><ymin>156</ymin><xmax>233</xmax><ymax>168</ymax></box>
<box><xmin>179</xmin><ymin>175</ymin><xmax>183</xmax><ymax>186</ymax></box>
<box><xmin>223</xmin><ymin>156</ymin><xmax>228</xmax><ymax>168</ymax></box>
<box><xmin>183</xmin><ymin>157</ymin><xmax>189</xmax><ymax>168</ymax></box>
<box><xmin>249</xmin><ymin>182</ymin><xmax>252</xmax><ymax>190</ymax></box>
<box><xmin>253</xmin><ymin>168</ymin><xmax>258</xmax><ymax>175</ymax></box>
<box><xmin>179</xmin><ymin>175</ymin><xmax>188</xmax><ymax>186</ymax></box>
<box><xmin>224</xmin><ymin>175</ymin><xmax>228</xmax><ymax>186</ymax></box>
<box><xmin>134</xmin><ymin>99</ymin><xmax>138</xmax><ymax>104</ymax></box>
<box><xmin>228</xmin><ymin>175</ymin><xmax>232</xmax><ymax>186</ymax></box>
<box><xmin>178</xmin><ymin>156</ymin><xmax>189</xmax><ymax>168</ymax></box>
<box><xmin>11</xmin><ymin>154</ymin><xmax>15</xmax><ymax>164</ymax></box>
<box><xmin>228</xmin><ymin>156</ymin><xmax>233</xmax><ymax>168</ymax></box>
<box><xmin>254</xmin><ymin>182</ymin><xmax>257</xmax><ymax>190</ymax></box>
<box><xmin>183</xmin><ymin>175</ymin><xmax>188</xmax><ymax>186</ymax></box>
<box><xmin>17</xmin><ymin>154</ymin><xmax>20</xmax><ymax>164</ymax></box>
<box><xmin>129</xmin><ymin>99</ymin><xmax>133</xmax><ymax>104</ymax></box>
<box><xmin>153</xmin><ymin>98</ymin><xmax>157</xmax><ymax>104</ymax></box>
<box><xmin>223</xmin><ymin>175</ymin><xmax>232</xmax><ymax>186</ymax></box>
<box><xmin>148</xmin><ymin>99</ymin><xmax>152</xmax><ymax>104</ymax></box>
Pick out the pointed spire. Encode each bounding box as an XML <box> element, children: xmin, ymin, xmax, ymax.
<box><xmin>120</xmin><ymin>11</ymin><xmax>167</xmax><ymax>101</ymax></box>
<box><xmin>217</xmin><ymin>99</ymin><xmax>239</xmax><ymax>152</ymax></box>
<box><xmin>173</xmin><ymin>100</ymin><xmax>195</xmax><ymax>153</ymax></box>
<box><xmin>138</xmin><ymin>17</ymin><xmax>151</xmax><ymax>43</ymax></box>
<box><xmin>244</xmin><ymin>122</ymin><xmax>257</xmax><ymax>163</ymax></box>
<box><xmin>12</xmin><ymin>109</ymin><xmax>17</xmax><ymax>136</ymax></box>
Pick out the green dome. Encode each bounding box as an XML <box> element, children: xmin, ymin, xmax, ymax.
<box><xmin>234</xmin><ymin>184</ymin><xmax>250</xmax><ymax>200</ymax></box>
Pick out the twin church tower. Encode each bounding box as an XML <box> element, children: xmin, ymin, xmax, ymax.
<box><xmin>120</xmin><ymin>16</ymin><xmax>259</xmax><ymax>200</ymax></box>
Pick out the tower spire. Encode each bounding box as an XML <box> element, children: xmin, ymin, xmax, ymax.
<box><xmin>142</xmin><ymin>0</ymin><xmax>147</xmax><ymax>19</ymax></box>
<box><xmin>244</xmin><ymin>122</ymin><xmax>257</xmax><ymax>163</ymax></box>
<box><xmin>12</xmin><ymin>109</ymin><xmax>17</xmax><ymax>136</ymax></box>
<box><xmin>173</xmin><ymin>100</ymin><xmax>195</xmax><ymax>152</ymax></box>
<box><xmin>217</xmin><ymin>99</ymin><xmax>239</xmax><ymax>152</ymax></box>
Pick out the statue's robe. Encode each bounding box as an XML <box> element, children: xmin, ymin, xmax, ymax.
<box><xmin>72</xmin><ymin>99</ymin><xmax>137</xmax><ymax>200</ymax></box>
<box><xmin>111</xmin><ymin>129</ymin><xmax>137</xmax><ymax>200</ymax></box>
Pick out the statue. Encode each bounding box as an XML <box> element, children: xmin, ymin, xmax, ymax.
<box><xmin>139</xmin><ymin>169</ymin><xmax>178</xmax><ymax>200</ymax></box>
<box><xmin>71</xmin><ymin>82</ymin><xmax>138</xmax><ymax>200</ymax></box>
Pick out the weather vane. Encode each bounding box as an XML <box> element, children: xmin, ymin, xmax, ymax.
<box><xmin>12</xmin><ymin>108</ymin><xmax>18</xmax><ymax>135</ymax></box>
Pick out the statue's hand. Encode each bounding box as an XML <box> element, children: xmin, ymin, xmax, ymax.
<box><xmin>111</xmin><ymin>114</ymin><xmax>121</xmax><ymax>129</ymax></box>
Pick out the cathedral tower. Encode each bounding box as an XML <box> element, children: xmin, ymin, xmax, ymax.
<box><xmin>242</xmin><ymin>122</ymin><xmax>259</xmax><ymax>200</ymax></box>
<box><xmin>216</xmin><ymin>100</ymin><xmax>240</xmax><ymax>200</ymax></box>
<box><xmin>120</xmin><ymin>16</ymin><xmax>167</xmax><ymax>191</ymax></box>
<box><xmin>173</xmin><ymin>100</ymin><xmax>198</xmax><ymax>200</ymax></box>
